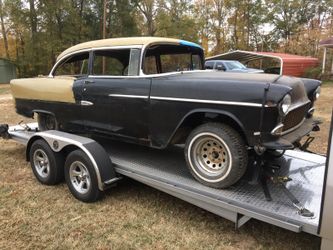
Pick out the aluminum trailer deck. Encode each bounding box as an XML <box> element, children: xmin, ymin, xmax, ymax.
<box><xmin>7</xmin><ymin>123</ymin><xmax>326</xmax><ymax>236</ymax></box>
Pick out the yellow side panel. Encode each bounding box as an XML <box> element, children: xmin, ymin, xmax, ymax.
<box><xmin>10</xmin><ymin>76</ymin><xmax>76</xmax><ymax>103</ymax></box>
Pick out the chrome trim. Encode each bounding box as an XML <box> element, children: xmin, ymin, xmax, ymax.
<box><xmin>288</xmin><ymin>101</ymin><xmax>311</xmax><ymax>113</ymax></box>
<box><xmin>281</xmin><ymin>118</ymin><xmax>306</xmax><ymax>135</ymax></box>
<box><xmin>80</xmin><ymin>100</ymin><xmax>94</xmax><ymax>106</ymax></box>
<box><xmin>308</xmin><ymin>107</ymin><xmax>315</xmax><ymax>115</ymax></box>
<box><xmin>108</xmin><ymin>94</ymin><xmax>148</xmax><ymax>99</ymax></box>
<box><xmin>49</xmin><ymin>48</ymin><xmax>92</xmax><ymax>77</ymax></box>
<box><xmin>50</xmin><ymin>45</ymin><xmax>143</xmax><ymax>77</ymax></box>
<box><xmin>271</xmin><ymin>123</ymin><xmax>284</xmax><ymax>135</ymax></box>
<box><xmin>150</xmin><ymin>96</ymin><xmax>263</xmax><ymax>107</ymax></box>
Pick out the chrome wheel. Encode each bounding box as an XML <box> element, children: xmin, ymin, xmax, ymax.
<box><xmin>69</xmin><ymin>161</ymin><xmax>91</xmax><ymax>195</ymax></box>
<box><xmin>33</xmin><ymin>149</ymin><xmax>50</xmax><ymax>178</ymax></box>
<box><xmin>189</xmin><ymin>132</ymin><xmax>232</xmax><ymax>181</ymax></box>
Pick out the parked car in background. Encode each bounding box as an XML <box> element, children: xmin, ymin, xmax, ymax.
<box><xmin>11</xmin><ymin>37</ymin><xmax>321</xmax><ymax>189</ymax></box>
<box><xmin>205</xmin><ymin>60</ymin><xmax>264</xmax><ymax>73</ymax></box>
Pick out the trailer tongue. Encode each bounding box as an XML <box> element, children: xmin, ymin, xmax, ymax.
<box><xmin>2</xmin><ymin>122</ymin><xmax>333</xmax><ymax>249</ymax></box>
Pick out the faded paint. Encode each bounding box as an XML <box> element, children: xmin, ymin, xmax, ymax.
<box><xmin>10</xmin><ymin>76</ymin><xmax>76</xmax><ymax>103</ymax></box>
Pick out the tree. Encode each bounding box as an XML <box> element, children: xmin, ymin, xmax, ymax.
<box><xmin>0</xmin><ymin>0</ymin><xmax>9</xmax><ymax>59</ymax></box>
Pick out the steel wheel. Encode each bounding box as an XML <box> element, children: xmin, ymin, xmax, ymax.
<box><xmin>185</xmin><ymin>123</ymin><xmax>248</xmax><ymax>188</ymax></box>
<box><xmin>69</xmin><ymin>161</ymin><xmax>91</xmax><ymax>195</ymax></box>
<box><xmin>33</xmin><ymin>149</ymin><xmax>50</xmax><ymax>178</ymax></box>
<box><xmin>190</xmin><ymin>133</ymin><xmax>232</xmax><ymax>180</ymax></box>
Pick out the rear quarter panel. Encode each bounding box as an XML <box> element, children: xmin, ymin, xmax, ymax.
<box><xmin>10</xmin><ymin>76</ymin><xmax>76</xmax><ymax>103</ymax></box>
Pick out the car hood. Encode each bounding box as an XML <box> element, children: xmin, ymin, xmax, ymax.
<box><xmin>166</xmin><ymin>71</ymin><xmax>309</xmax><ymax>105</ymax></box>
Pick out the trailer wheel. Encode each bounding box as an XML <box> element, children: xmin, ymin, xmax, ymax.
<box><xmin>185</xmin><ymin>123</ymin><xmax>248</xmax><ymax>188</ymax></box>
<box><xmin>64</xmin><ymin>150</ymin><xmax>102</xmax><ymax>202</ymax></box>
<box><xmin>29</xmin><ymin>139</ymin><xmax>64</xmax><ymax>185</ymax></box>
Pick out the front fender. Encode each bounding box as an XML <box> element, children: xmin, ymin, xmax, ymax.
<box><xmin>166</xmin><ymin>108</ymin><xmax>248</xmax><ymax>146</ymax></box>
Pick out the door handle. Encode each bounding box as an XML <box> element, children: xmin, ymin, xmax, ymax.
<box><xmin>84</xmin><ymin>80</ymin><xmax>95</xmax><ymax>84</ymax></box>
<box><xmin>80</xmin><ymin>100</ymin><xmax>94</xmax><ymax>106</ymax></box>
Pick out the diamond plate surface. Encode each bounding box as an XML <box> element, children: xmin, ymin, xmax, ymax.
<box><xmin>101</xmin><ymin>140</ymin><xmax>326</xmax><ymax>234</ymax></box>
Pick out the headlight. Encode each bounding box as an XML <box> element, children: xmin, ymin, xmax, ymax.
<box><xmin>313</xmin><ymin>86</ymin><xmax>321</xmax><ymax>101</ymax></box>
<box><xmin>279</xmin><ymin>94</ymin><xmax>291</xmax><ymax>115</ymax></box>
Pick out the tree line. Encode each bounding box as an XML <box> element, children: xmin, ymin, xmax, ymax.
<box><xmin>0</xmin><ymin>0</ymin><xmax>332</xmax><ymax>77</ymax></box>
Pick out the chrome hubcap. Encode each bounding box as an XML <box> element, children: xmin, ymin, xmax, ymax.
<box><xmin>33</xmin><ymin>149</ymin><xmax>50</xmax><ymax>178</ymax></box>
<box><xmin>193</xmin><ymin>135</ymin><xmax>231</xmax><ymax>176</ymax></box>
<box><xmin>69</xmin><ymin>161</ymin><xmax>91</xmax><ymax>194</ymax></box>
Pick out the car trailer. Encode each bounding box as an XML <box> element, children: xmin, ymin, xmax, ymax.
<box><xmin>1</xmin><ymin>119</ymin><xmax>333</xmax><ymax>249</ymax></box>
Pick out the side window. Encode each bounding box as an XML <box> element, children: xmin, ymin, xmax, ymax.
<box><xmin>54</xmin><ymin>52</ymin><xmax>89</xmax><ymax>76</ymax></box>
<box><xmin>215</xmin><ymin>62</ymin><xmax>226</xmax><ymax>71</ymax></box>
<box><xmin>144</xmin><ymin>56</ymin><xmax>158</xmax><ymax>74</ymax></box>
<box><xmin>204</xmin><ymin>61</ymin><xmax>214</xmax><ymax>69</ymax></box>
<box><xmin>93</xmin><ymin>48</ymin><xmax>140</xmax><ymax>76</ymax></box>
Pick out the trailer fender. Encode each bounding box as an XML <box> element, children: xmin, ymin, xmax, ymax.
<box><xmin>26</xmin><ymin>130</ymin><xmax>118</xmax><ymax>191</ymax></box>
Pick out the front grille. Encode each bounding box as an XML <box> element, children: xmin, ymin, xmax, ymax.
<box><xmin>283</xmin><ymin>103</ymin><xmax>309</xmax><ymax>132</ymax></box>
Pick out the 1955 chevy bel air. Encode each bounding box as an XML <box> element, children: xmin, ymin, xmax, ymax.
<box><xmin>10</xmin><ymin>37</ymin><xmax>321</xmax><ymax>188</ymax></box>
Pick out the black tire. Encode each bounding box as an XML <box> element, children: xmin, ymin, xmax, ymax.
<box><xmin>29</xmin><ymin>139</ymin><xmax>64</xmax><ymax>185</ymax></box>
<box><xmin>37</xmin><ymin>113</ymin><xmax>58</xmax><ymax>131</ymax></box>
<box><xmin>64</xmin><ymin>150</ymin><xmax>102</xmax><ymax>203</ymax></box>
<box><xmin>184</xmin><ymin>123</ymin><xmax>248</xmax><ymax>188</ymax></box>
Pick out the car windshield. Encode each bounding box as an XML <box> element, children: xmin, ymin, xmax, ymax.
<box><xmin>224</xmin><ymin>61</ymin><xmax>247</xmax><ymax>70</ymax></box>
<box><xmin>144</xmin><ymin>44</ymin><xmax>204</xmax><ymax>74</ymax></box>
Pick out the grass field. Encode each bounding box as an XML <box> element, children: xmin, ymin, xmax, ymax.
<box><xmin>0</xmin><ymin>83</ymin><xmax>332</xmax><ymax>249</ymax></box>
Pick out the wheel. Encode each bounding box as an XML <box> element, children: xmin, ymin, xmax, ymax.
<box><xmin>185</xmin><ymin>123</ymin><xmax>248</xmax><ymax>188</ymax></box>
<box><xmin>29</xmin><ymin>139</ymin><xmax>64</xmax><ymax>185</ymax></box>
<box><xmin>64</xmin><ymin>150</ymin><xmax>102</xmax><ymax>202</ymax></box>
<box><xmin>37</xmin><ymin>113</ymin><xmax>58</xmax><ymax>131</ymax></box>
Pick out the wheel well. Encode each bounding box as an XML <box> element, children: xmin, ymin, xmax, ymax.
<box><xmin>170</xmin><ymin>112</ymin><xmax>248</xmax><ymax>145</ymax></box>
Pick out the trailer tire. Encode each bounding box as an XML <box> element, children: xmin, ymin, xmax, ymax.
<box><xmin>185</xmin><ymin>123</ymin><xmax>248</xmax><ymax>188</ymax></box>
<box><xmin>64</xmin><ymin>150</ymin><xmax>102</xmax><ymax>203</ymax></box>
<box><xmin>29</xmin><ymin>139</ymin><xmax>64</xmax><ymax>185</ymax></box>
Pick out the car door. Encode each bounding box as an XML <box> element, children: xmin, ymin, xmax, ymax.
<box><xmin>81</xmin><ymin>48</ymin><xmax>151</xmax><ymax>141</ymax></box>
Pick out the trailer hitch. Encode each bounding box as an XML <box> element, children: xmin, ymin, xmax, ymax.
<box><xmin>0</xmin><ymin>124</ymin><xmax>10</xmax><ymax>139</ymax></box>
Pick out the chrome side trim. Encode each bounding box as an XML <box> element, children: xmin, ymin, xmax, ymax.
<box><xmin>80</xmin><ymin>100</ymin><xmax>94</xmax><ymax>106</ymax></box>
<box><xmin>108</xmin><ymin>94</ymin><xmax>148</xmax><ymax>99</ymax></box>
<box><xmin>150</xmin><ymin>96</ymin><xmax>263</xmax><ymax>107</ymax></box>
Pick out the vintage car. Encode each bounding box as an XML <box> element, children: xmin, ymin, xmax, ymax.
<box><xmin>10</xmin><ymin>37</ymin><xmax>321</xmax><ymax>189</ymax></box>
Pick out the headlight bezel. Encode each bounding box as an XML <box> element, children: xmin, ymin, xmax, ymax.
<box><xmin>278</xmin><ymin>94</ymin><xmax>291</xmax><ymax>116</ymax></box>
<box><xmin>313</xmin><ymin>86</ymin><xmax>321</xmax><ymax>101</ymax></box>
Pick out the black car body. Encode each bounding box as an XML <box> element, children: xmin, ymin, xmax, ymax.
<box><xmin>11</xmin><ymin>37</ymin><xmax>321</xmax><ymax>188</ymax></box>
